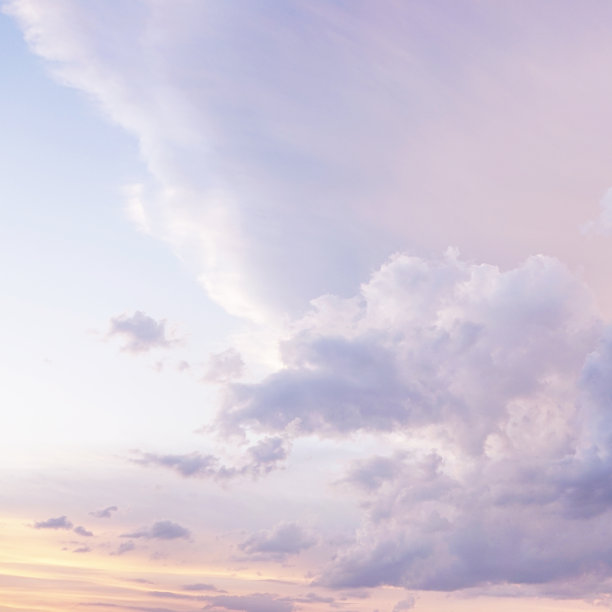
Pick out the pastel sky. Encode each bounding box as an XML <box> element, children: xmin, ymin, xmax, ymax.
<box><xmin>3</xmin><ymin>2</ymin><xmax>612</xmax><ymax>611</ymax></box>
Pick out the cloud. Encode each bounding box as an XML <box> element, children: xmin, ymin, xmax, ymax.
<box><xmin>111</xmin><ymin>540</ymin><xmax>135</xmax><ymax>556</ymax></box>
<box><xmin>149</xmin><ymin>591</ymin><xmax>204</xmax><ymax>601</ymax></box>
<box><xmin>11</xmin><ymin>0</ymin><xmax>612</xmax><ymax>328</ymax></box>
<box><xmin>73</xmin><ymin>526</ymin><xmax>94</xmax><ymax>537</ymax></box>
<box><xmin>583</xmin><ymin>187</ymin><xmax>612</xmax><ymax>235</ymax></box>
<box><xmin>73</xmin><ymin>546</ymin><xmax>92</xmax><ymax>553</ymax></box>
<box><xmin>89</xmin><ymin>505</ymin><xmax>118</xmax><ymax>518</ymax></box>
<box><xmin>291</xmin><ymin>592</ymin><xmax>337</xmax><ymax>606</ymax></box>
<box><xmin>108</xmin><ymin>311</ymin><xmax>177</xmax><ymax>353</ymax></box>
<box><xmin>218</xmin><ymin>251</ymin><xmax>600</xmax><ymax>451</ymax></box>
<box><xmin>133</xmin><ymin>436</ymin><xmax>288</xmax><ymax>480</ymax></box>
<box><xmin>239</xmin><ymin>522</ymin><xmax>316</xmax><ymax>561</ymax></box>
<box><xmin>393</xmin><ymin>596</ymin><xmax>416</xmax><ymax>611</ymax></box>
<box><xmin>121</xmin><ymin>520</ymin><xmax>191</xmax><ymax>540</ymax></box>
<box><xmin>34</xmin><ymin>515</ymin><xmax>73</xmax><ymax>529</ymax></box>
<box><xmin>341</xmin><ymin>454</ymin><xmax>404</xmax><ymax>492</ymax></box>
<box><xmin>203</xmin><ymin>593</ymin><xmax>294</xmax><ymax>612</ymax></box>
<box><xmin>79</xmin><ymin>604</ymin><xmax>178</xmax><ymax>612</ymax></box>
<box><xmin>199</xmin><ymin>250</ymin><xmax>612</xmax><ymax>596</ymax></box>
<box><xmin>183</xmin><ymin>583</ymin><xmax>224</xmax><ymax>593</ymax></box>
<box><xmin>10</xmin><ymin>0</ymin><xmax>612</xmax><ymax>603</ymax></box>
<box><xmin>133</xmin><ymin>451</ymin><xmax>221</xmax><ymax>478</ymax></box>
<box><xmin>204</xmin><ymin>348</ymin><xmax>245</xmax><ymax>383</ymax></box>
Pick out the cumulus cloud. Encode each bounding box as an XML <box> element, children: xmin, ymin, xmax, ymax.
<box><xmin>121</xmin><ymin>520</ymin><xmax>191</xmax><ymax>540</ymax></box>
<box><xmin>219</xmin><ymin>251</ymin><xmax>600</xmax><ymax>450</ymax></box>
<box><xmin>203</xmin><ymin>593</ymin><xmax>294</xmax><ymax>612</ymax></box>
<box><xmin>202</xmin><ymin>250</ymin><xmax>612</xmax><ymax>597</ymax></box>
<box><xmin>90</xmin><ymin>505</ymin><xmax>118</xmax><ymax>518</ymax></box>
<box><xmin>239</xmin><ymin>522</ymin><xmax>316</xmax><ymax>561</ymax></box>
<box><xmin>204</xmin><ymin>348</ymin><xmax>245</xmax><ymax>383</ymax></box>
<box><xmin>108</xmin><ymin>311</ymin><xmax>178</xmax><ymax>353</ymax></box>
<box><xmin>34</xmin><ymin>515</ymin><xmax>73</xmax><ymax>529</ymax></box>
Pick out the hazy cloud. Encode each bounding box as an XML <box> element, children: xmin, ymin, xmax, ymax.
<box><xmin>204</xmin><ymin>348</ymin><xmax>245</xmax><ymax>383</ymax></box>
<box><xmin>583</xmin><ymin>188</ymin><xmax>612</xmax><ymax>234</ymax></box>
<box><xmin>240</xmin><ymin>522</ymin><xmax>316</xmax><ymax>561</ymax></box>
<box><xmin>111</xmin><ymin>540</ymin><xmax>135</xmax><ymax>556</ymax></box>
<box><xmin>393</xmin><ymin>596</ymin><xmax>416</xmax><ymax>611</ymax></box>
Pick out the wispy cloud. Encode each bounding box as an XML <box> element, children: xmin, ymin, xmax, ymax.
<box><xmin>132</xmin><ymin>436</ymin><xmax>289</xmax><ymax>480</ymax></box>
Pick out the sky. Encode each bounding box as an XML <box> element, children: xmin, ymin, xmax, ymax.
<box><xmin>2</xmin><ymin>1</ymin><xmax>612</xmax><ymax>611</ymax></box>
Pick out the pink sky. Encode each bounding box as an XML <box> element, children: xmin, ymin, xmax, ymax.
<box><xmin>3</xmin><ymin>2</ymin><xmax>612</xmax><ymax>611</ymax></box>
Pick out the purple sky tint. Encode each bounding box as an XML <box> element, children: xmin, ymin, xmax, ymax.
<box><xmin>3</xmin><ymin>1</ymin><xmax>612</xmax><ymax>611</ymax></box>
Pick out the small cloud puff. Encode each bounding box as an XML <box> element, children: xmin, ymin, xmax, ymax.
<box><xmin>108</xmin><ymin>311</ymin><xmax>178</xmax><ymax>353</ymax></box>
<box><xmin>90</xmin><ymin>505</ymin><xmax>118</xmax><ymax>518</ymax></box>
<box><xmin>73</xmin><ymin>525</ymin><xmax>94</xmax><ymax>537</ymax></box>
<box><xmin>121</xmin><ymin>520</ymin><xmax>191</xmax><ymax>540</ymax></box>
<box><xmin>34</xmin><ymin>515</ymin><xmax>73</xmax><ymax>530</ymax></box>
<box><xmin>73</xmin><ymin>545</ymin><xmax>92</xmax><ymax>553</ymax></box>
